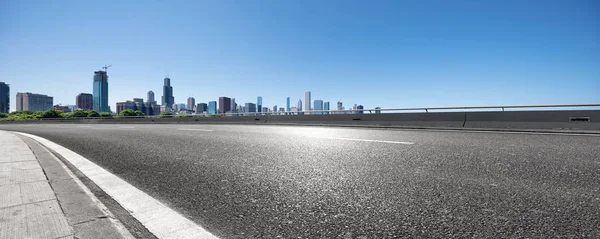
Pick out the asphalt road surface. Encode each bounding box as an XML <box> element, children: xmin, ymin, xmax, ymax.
<box><xmin>1</xmin><ymin>124</ymin><xmax>599</xmax><ymax>238</ymax></box>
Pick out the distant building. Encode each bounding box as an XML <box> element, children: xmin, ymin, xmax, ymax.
<box><xmin>16</xmin><ymin>92</ymin><xmax>53</xmax><ymax>112</ymax></box>
<box><xmin>53</xmin><ymin>105</ymin><xmax>71</xmax><ymax>113</ymax></box>
<box><xmin>297</xmin><ymin>99</ymin><xmax>302</xmax><ymax>112</ymax></box>
<box><xmin>93</xmin><ymin>71</ymin><xmax>109</xmax><ymax>112</ymax></box>
<box><xmin>116</xmin><ymin>101</ymin><xmax>135</xmax><ymax>114</ymax></box>
<box><xmin>244</xmin><ymin>102</ymin><xmax>256</xmax><ymax>113</ymax></box>
<box><xmin>324</xmin><ymin>101</ymin><xmax>330</xmax><ymax>114</ymax></box>
<box><xmin>0</xmin><ymin>82</ymin><xmax>9</xmax><ymax>113</ymax></box>
<box><xmin>304</xmin><ymin>91</ymin><xmax>311</xmax><ymax>113</ymax></box>
<box><xmin>337</xmin><ymin>101</ymin><xmax>343</xmax><ymax>111</ymax></box>
<box><xmin>357</xmin><ymin>105</ymin><xmax>364</xmax><ymax>114</ymax></box>
<box><xmin>178</xmin><ymin>103</ymin><xmax>186</xmax><ymax>111</ymax></box>
<box><xmin>290</xmin><ymin>106</ymin><xmax>298</xmax><ymax>114</ymax></box>
<box><xmin>76</xmin><ymin>93</ymin><xmax>93</xmax><ymax>110</ymax></box>
<box><xmin>208</xmin><ymin>101</ymin><xmax>217</xmax><ymax>114</ymax></box>
<box><xmin>286</xmin><ymin>97</ymin><xmax>290</xmax><ymax>112</ymax></box>
<box><xmin>231</xmin><ymin>98</ymin><xmax>237</xmax><ymax>113</ymax></box>
<box><xmin>195</xmin><ymin>103</ymin><xmax>208</xmax><ymax>113</ymax></box>
<box><xmin>313</xmin><ymin>100</ymin><xmax>324</xmax><ymax>115</ymax></box>
<box><xmin>147</xmin><ymin>91</ymin><xmax>155</xmax><ymax>103</ymax></box>
<box><xmin>172</xmin><ymin>103</ymin><xmax>178</xmax><ymax>112</ymax></box>
<box><xmin>279</xmin><ymin>107</ymin><xmax>285</xmax><ymax>113</ymax></box>
<box><xmin>218</xmin><ymin>97</ymin><xmax>231</xmax><ymax>113</ymax></box>
<box><xmin>187</xmin><ymin>97</ymin><xmax>195</xmax><ymax>111</ymax></box>
<box><xmin>257</xmin><ymin>96</ymin><xmax>262</xmax><ymax>112</ymax></box>
<box><xmin>262</xmin><ymin>107</ymin><xmax>269</xmax><ymax>113</ymax></box>
<box><xmin>273</xmin><ymin>105</ymin><xmax>277</xmax><ymax>113</ymax></box>
<box><xmin>162</xmin><ymin>77</ymin><xmax>174</xmax><ymax>109</ymax></box>
<box><xmin>145</xmin><ymin>101</ymin><xmax>159</xmax><ymax>115</ymax></box>
<box><xmin>375</xmin><ymin>107</ymin><xmax>381</xmax><ymax>114</ymax></box>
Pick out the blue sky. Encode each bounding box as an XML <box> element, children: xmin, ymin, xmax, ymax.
<box><xmin>1</xmin><ymin>0</ymin><xmax>598</xmax><ymax>112</ymax></box>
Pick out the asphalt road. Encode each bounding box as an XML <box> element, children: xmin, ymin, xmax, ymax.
<box><xmin>1</xmin><ymin>124</ymin><xmax>599</xmax><ymax>238</ymax></box>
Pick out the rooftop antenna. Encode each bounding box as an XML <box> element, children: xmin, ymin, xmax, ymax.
<box><xmin>102</xmin><ymin>64</ymin><xmax>112</xmax><ymax>73</ymax></box>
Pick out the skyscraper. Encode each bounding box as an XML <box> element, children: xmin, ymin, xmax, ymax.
<box><xmin>273</xmin><ymin>105</ymin><xmax>277</xmax><ymax>113</ymax></box>
<box><xmin>147</xmin><ymin>91</ymin><xmax>155</xmax><ymax>103</ymax></box>
<box><xmin>286</xmin><ymin>97</ymin><xmax>290</xmax><ymax>112</ymax></box>
<box><xmin>76</xmin><ymin>93</ymin><xmax>93</xmax><ymax>110</ymax></box>
<box><xmin>313</xmin><ymin>100</ymin><xmax>324</xmax><ymax>115</ymax></box>
<box><xmin>297</xmin><ymin>99</ymin><xmax>303</xmax><ymax>112</ymax></box>
<box><xmin>208</xmin><ymin>101</ymin><xmax>217</xmax><ymax>114</ymax></box>
<box><xmin>324</xmin><ymin>101</ymin><xmax>330</xmax><ymax>114</ymax></box>
<box><xmin>196</xmin><ymin>103</ymin><xmax>208</xmax><ymax>113</ymax></box>
<box><xmin>218</xmin><ymin>97</ymin><xmax>231</xmax><ymax>113</ymax></box>
<box><xmin>162</xmin><ymin>77</ymin><xmax>174</xmax><ymax>111</ymax></box>
<box><xmin>16</xmin><ymin>92</ymin><xmax>53</xmax><ymax>111</ymax></box>
<box><xmin>231</xmin><ymin>98</ymin><xmax>237</xmax><ymax>113</ymax></box>
<box><xmin>93</xmin><ymin>71</ymin><xmax>109</xmax><ymax>112</ymax></box>
<box><xmin>357</xmin><ymin>105</ymin><xmax>364</xmax><ymax>114</ymax></box>
<box><xmin>187</xmin><ymin>97</ymin><xmax>195</xmax><ymax>111</ymax></box>
<box><xmin>257</xmin><ymin>96</ymin><xmax>262</xmax><ymax>112</ymax></box>
<box><xmin>0</xmin><ymin>82</ymin><xmax>9</xmax><ymax>113</ymax></box>
<box><xmin>244</xmin><ymin>103</ymin><xmax>256</xmax><ymax>113</ymax></box>
<box><xmin>304</xmin><ymin>91</ymin><xmax>311</xmax><ymax>113</ymax></box>
<box><xmin>337</xmin><ymin>101</ymin><xmax>343</xmax><ymax>110</ymax></box>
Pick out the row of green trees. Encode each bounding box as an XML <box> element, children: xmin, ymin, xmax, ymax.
<box><xmin>0</xmin><ymin>109</ymin><xmax>152</xmax><ymax>120</ymax></box>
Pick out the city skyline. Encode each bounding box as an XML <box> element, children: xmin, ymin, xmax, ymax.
<box><xmin>1</xmin><ymin>1</ymin><xmax>598</xmax><ymax>112</ymax></box>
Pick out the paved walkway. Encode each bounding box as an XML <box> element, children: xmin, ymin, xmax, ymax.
<box><xmin>0</xmin><ymin>130</ymin><xmax>73</xmax><ymax>239</ymax></box>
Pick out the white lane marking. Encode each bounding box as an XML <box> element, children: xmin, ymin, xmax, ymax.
<box><xmin>77</xmin><ymin>125</ymin><xmax>92</xmax><ymax>128</ymax></box>
<box><xmin>176</xmin><ymin>128</ymin><xmax>214</xmax><ymax>132</ymax></box>
<box><xmin>15</xmin><ymin>132</ymin><xmax>218</xmax><ymax>239</ymax></box>
<box><xmin>313</xmin><ymin>136</ymin><xmax>414</xmax><ymax>145</ymax></box>
<box><xmin>118</xmin><ymin>126</ymin><xmax>135</xmax><ymax>129</ymax></box>
<box><xmin>393</xmin><ymin>128</ymin><xmax>600</xmax><ymax>137</ymax></box>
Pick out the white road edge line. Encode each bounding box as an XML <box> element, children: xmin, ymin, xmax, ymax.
<box><xmin>77</xmin><ymin>125</ymin><xmax>92</xmax><ymax>128</ymax></box>
<box><xmin>313</xmin><ymin>136</ymin><xmax>414</xmax><ymax>145</ymax></box>
<box><xmin>176</xmin><ymin>128</ymin><xmax>214</xmax><ymax>132</ymax></box>
<box><xmin>15</xmin><ymin>132</ymin><xmax>219</xmax><ymax>239</ymax></box>
<box><xmin>118</xmin><ymin>126</ymin><xmax>135</xmax><ymax>129</ymax></box>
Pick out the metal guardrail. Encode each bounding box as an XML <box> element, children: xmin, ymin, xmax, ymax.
<box><xmin>24</xmin><ymin>103</ymin><xmax>599</xmax><ymax>121</ymax></box>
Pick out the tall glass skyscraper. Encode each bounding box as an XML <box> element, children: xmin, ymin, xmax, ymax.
<box><xmin>304</xmin><ymin>91</ymin><xmax>311</xmax><ymax>113</ymax></box>
<box><xmin>257</xmin><ymin>96</ymin><xmax>262</xmax><ymax>112</ymax></box>
<box><xmin>208</xmin><ymin>101</ymin><xmax>217</xmax><ymax>114</ymax></box>
<box><xmin>93</xmin><ymin>71</ymin><xmax>109</xmax><ymax>112</ymax></box>
<box><xmin>324</xmin><ymin>101</ymin><xmax>330</xmax><ymax>114</ymax></box>
<box><xmin>286</xmin><ymin>97</ymin><xmax>290</xmax><ymax>112</ymax></box>
<box><xmin>162</xmin><ymin>77</ymin><xmax>174</xmax><ymax>110</ymax></box>
<box><xmin>0</xmin><ymin>82</ymin><xmax>9</xmax><ymax>113</ymax></box>
<box><xmin>314</xmin><ymin>100</ymin><xmax>324</xmax><ymax>115</ymax></box>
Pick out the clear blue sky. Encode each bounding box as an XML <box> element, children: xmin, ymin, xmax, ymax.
<box><xmin>1</xmin><ymin>0</ymin><xmax>598</xmax><ymax>112</ymax></box>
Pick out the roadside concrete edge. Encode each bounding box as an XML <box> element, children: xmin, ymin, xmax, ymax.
<box><xmin>16</xmin><ymin>133</ymin><xmax>136</xmax><ymax>239</ymax></box>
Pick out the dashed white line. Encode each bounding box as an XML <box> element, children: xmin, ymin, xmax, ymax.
<box><xmin>77</xmin><ymin>125</ymin><xmax>92</xmax><ymax>128</ymax></box>
<box><xmin>176</xmin><ymin>128</ymin><xmax>214</xmax><ymax>132</ymax></box>
<box><xmin>313</xmin><ymin>136</ymin><xmax>414</xmax><ymax>145</ymax></box>
<box><xmin>118</xmin><ymin>126</ymin><xmax>135</xmax><ymax>129</ymax></box>
<box><xmin>16</xmin><ymin>132</ymin><xmax>218</xmax><ymax>239</ymax></box>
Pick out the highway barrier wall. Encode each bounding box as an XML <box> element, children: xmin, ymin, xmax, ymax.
<box><xmin>1</xmin><ymin>110</ymin><xmax>599</xmax><ymax>131</ymax></box>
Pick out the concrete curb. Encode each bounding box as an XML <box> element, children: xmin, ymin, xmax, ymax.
<box><xmin>17</xmin><ymin>134</ymin><xmax>136</xmax><ymax>239</ymax></box>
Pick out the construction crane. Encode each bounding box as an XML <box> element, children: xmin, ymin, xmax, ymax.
<box><xmin>102</xmin><ymin>64</ymin><xmax>112</xmax><ymax>73</ymax></box>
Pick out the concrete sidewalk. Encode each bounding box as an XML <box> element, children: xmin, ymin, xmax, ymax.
<box><xmin>0</xmin><ymin>130</ymin><xmax>133</xmax><ymax>239</ymax></box>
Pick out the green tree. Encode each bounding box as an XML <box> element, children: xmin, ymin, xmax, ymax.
<box><xmin>99</xmin><ymin>112</ymin><xmax>114</xmax><ymax>118</ymax></box>
<box><xmin>0</xmin><ymin>112</ymin><xmax>7</xmax><ymax>118</ymax></box>
<box><xmin>134</xmin><ymin>110</ymin><xmax>145</xmax><ymax>116</ymax></box>
<box><xmin>71</xmin><ymin>110</ymin><xmax>88</xmax><ymax>118</ymax></box>
<box><xmin>86</xmin><ymin>110</ymin><xmax>100</xmax><ymax>117</ymax></box>
<box><xmin>38</xmin><ymin>110</ymin><xmax>62</xmax><ymax>118</ymax></box>
<box><xmin>159</xmin><ymin>112</ymin><xmax>173</xmax><ymax>118</ymax></box>
<box><xmin>119</xmin><ymin>109</ymin><xmax>137</xmax><ymax>117</ymax></box>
